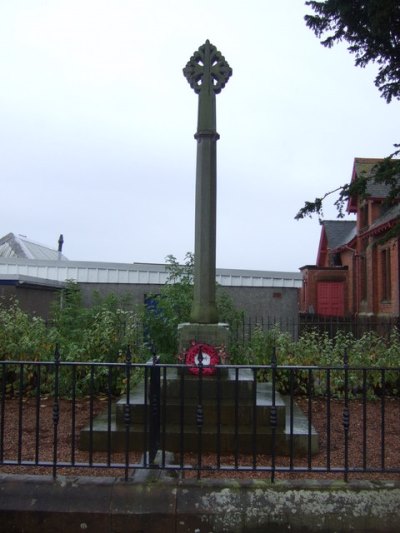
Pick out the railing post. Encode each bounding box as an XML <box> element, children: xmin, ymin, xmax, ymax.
<box><xmin>196</xmin><ymin>349</ymin><xmax>204</xmax><ymax>479</ymax></box>
<box><xmin>270</xmin><ymin>346</ymin><xmax>277</xmax><ymax>483</ymax></box>
<box><xmin>124</xmin><ymin>346</ymin><xmax>132</xmax><ymax>480</ymax></box>
<box><xmin>381</xmin><ymin>368</ymin><xmax>386</xmax><ymax>471</ymax></box>
<box><xmin>343</xmin><ymin>348</ymin><xmax>350</xmax><ymax>482</ymax></box>
<box><xmin>149</xmin><ymin>352</ymin><xmax>161</xmax><ymax>465</ymax></box>
<box><xmin>52</xmin><ymin>344</ymin><xmax>61</xmax><ymax>479</ymax></box>
<box><xmin>0</xmin><ymin>361</ymin><xmax>6</xmax><ymax>464</ymax></box>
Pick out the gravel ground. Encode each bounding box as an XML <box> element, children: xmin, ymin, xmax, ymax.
<box><xmin>1</xmin><ymin>395</ymin><xmax>399</xmax><ymax>481</ymax></box>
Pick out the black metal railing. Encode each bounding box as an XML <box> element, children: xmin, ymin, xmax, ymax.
<box><xmin>231</xmin><ymin>315</ymin><xmax>400</xmax><ymax>342</ymax></box>
<box><xmin>1</xmin><ymin>350</ymin><xmax>399</xmax><ymax>482</ymax></box>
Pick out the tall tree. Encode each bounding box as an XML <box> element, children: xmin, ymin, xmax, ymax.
<box><xmin>296</xmin><ymin>0</ymin><xmax>400</xmax><ymax>220</ymax></box>
<box><xmin>305</xmin><ymin>0</ymin><xmax>400</xmax><ymax>103</ymax></box>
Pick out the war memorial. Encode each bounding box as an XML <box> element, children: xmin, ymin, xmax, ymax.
<box><xmin>79</xmin><ymin>40</ymin><xmax>318</xmax><ymax>458</ymax></box>
<box><xmin>1</xmin><ymin>41</ymin><xmax>400</xmax><ymax>533</ymax></box>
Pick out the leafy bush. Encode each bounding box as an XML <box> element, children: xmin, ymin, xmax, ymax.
<box><xmin>49</xmin><ymin>282</ymin><xmax>143</xmax><ymax>363</ymax></box>
<box><xmin>142</xmin><ymin>253</ymin><xmax>244</xmax><ymax>360</ymax></box>
<box><xmin>237</xmin><ymin>325</ymin><xmax>400</xmax><ymax>398</ymax></box>
<box><xmin>0</xmin><ymin>298</ymin><xmax>50</xmax><ymax>360</ymax></box>
<box><xmin>0</xmin><ymin>285</ymin><xmax>144</xmax><ymax>396</ymax></box>
<box><xmin>2</xmin><ymin>275</ymin><xmax>400</xmax><ymax>399</ymax></box>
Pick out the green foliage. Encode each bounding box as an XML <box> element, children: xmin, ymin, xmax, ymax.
<box><xmin>295</xmin><ymin>155</ymin><xmax>400</xmax><ymax>221</ymax></box>
<box><xmin>49</xmin><ymin>282</ymin><xmax>144</xmax><ymax>395</ymax></box>
<box><xmin>296</xmin><ymin>0</ymin><xmax>400</xmax><ymax>221</ymax></box>
<box><xmin>305</xmin><ymin>0</ymin><xmax>400</xmax><ymax>103</ymax></box>
<box><xmin>141</xmin><ymin>253</ymin><xmax>194</xmax><ymax>360</ymax></box>
<box><xmin>0</xmin><ymin>284</ymin><xmax>144</xmax><ymax>396</ymax></box>
<box><xmin>0</xmin><ymin>297</ymin><xmax>50</xmax><ymax>360</ymax></box>
<box><xmin>2</xmin><ymin>278</ymin><xmax>400</xmax><ymax>399</ymax></box>
<box><xmin>0</xmin><ymin>260</ymin><xmax>243</xmax><ymax>393</ymax></box>
<box><xmin>50</xmin><ymin>281</ymin><xmax>142</xmax><ymax>364</ymax></box>
<box><xmin>142</xmin><ymin>253</ymin><xmax>244</xmax><ymax>360</ymax></box>
<box><xmin>234</xmin><ymin>325</ymin><xmax>400</xmax><ymax>398</ymax></box>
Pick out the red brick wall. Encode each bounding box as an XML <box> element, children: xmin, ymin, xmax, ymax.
<box><xmin>375</xmin><ymin>238</ymin><xmax>399</xmax><ymax>316</ymax></box>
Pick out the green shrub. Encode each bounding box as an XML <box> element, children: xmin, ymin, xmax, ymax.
<box><xmin>2</xmin><ymin>280</ymin><xmax>400</xmax><ymax>399</ymax></box>
<box><xmin>0</xmin><ymin>285</ymin><xmax>144</xmax><ymax>397</ymax></box>
<box><xmin>142</xmin><ymin>253</ymin><xmax>244</xmax><ymax>360</ymax></box>
<box><xmin>0</xmin><ymin>298</ymin><xmax>50</xmax><ymax>361</ymax></box>
<box><xmin>232</xmin><ymin>324</ymin><xmax>400</xmax><ymax>398</ymax></box>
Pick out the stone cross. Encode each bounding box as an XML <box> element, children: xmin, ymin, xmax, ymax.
<box><xmin>183</xmin><ymin>40</ymin><xmax>232</xmax><ymax>324</ymax></box>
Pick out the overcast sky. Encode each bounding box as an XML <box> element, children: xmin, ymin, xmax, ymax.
<box><xmin>1</xmin><ymin>1</ymin><xmax>398</xmax><ymax>271</ymax></box>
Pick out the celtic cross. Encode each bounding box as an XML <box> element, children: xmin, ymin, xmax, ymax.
<box><xmin>183</xmin><ymin>41</ymin><xmax>232</xmax><ymax>324</ymax></box>
<box><xmin>183</xmin><ymin>40</ymin><xmax>232</xmax><ymax>93</ymax></box>
<box><xmin>184</xmin><ymin>40</ymin><xmax>232</xmax><ymax>132</ymax></box>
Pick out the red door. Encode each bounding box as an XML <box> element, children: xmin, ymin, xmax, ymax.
<box><xmin>317</xmin><ymin>282</ymin><xmax>345</xmax><ymax>316</ymax></box>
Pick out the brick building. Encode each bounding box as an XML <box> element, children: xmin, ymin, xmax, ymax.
<box><xmin>300</xmin><ymin>158</ymin><xmax>400</xmax><ymax>318</ymax></box>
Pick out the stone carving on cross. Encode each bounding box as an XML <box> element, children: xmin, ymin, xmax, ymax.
<box><xmin>183</xmin><ymin>39</ymin><xmax>232</xmax><ymax>96</ymax></box>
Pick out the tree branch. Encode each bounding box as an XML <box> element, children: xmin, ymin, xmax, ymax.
<box><xmin>294</xmin><ymin>185</ymin><xmax>348</xmax><ymax>220</ymax></box>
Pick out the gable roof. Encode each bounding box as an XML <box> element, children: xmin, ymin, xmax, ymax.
<box><xmin>316</xmin><ymin>220</ymin><xmax>356</xmax><ymax>266</ymax></box>
<box><xmin>353</xmin><ymin>158</ymin><xmax>389</xmax><ymax>196</ymax></box>
<box><xmin>362</xmin><ymin>202</ymin><xmax>400</xmax><ymax>237</ymax></box>
<box><xmin>0</xmin><ymin>233</ymin><xmax>68</xmax><ymax>261</ymax></box>
<box><xmin>322</xmin><ymin>220</ymin><xmax>357</xmax><ymax>250</ymax></box>
<box><xmin>348</xmin><ymin>157</ymin><xmax>400</xmax><ymax>212</ymax></box>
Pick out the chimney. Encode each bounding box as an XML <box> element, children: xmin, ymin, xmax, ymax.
<box><xmin>58</xmin><ymin>234</ymin><xmax>64</xmax><ymax>260</ymax></box>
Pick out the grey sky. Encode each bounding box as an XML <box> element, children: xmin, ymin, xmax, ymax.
<box><xmin>1</xmin><ymin>1</ymin><xmax>398</xmax><ymax>271</ymax></box>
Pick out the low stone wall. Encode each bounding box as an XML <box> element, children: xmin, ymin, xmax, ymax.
<box><xmin>1</xmin><ymin>474</ymin><xmax>399</xmax><ymax>532</ymax></box>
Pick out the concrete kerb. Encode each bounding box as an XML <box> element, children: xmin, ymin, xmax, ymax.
<box><xmin>1</xmin><ymin>474</ymin><xmax>400</xmax><ymax>532</ymax></box>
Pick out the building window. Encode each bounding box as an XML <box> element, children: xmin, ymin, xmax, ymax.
<box><xmin>381</xmin><ymin>248</ymin><xmax>391</xmax><ymax>301</ymax></box>
<box><xmin>360</xmin><ymin>203</ymin><xmax>369</xmax><ymax>230</ymax></box>
<box><xmin>360</xmin><ymin>254</ymin><xmax>367</xmax><ymax>301</ymax></box>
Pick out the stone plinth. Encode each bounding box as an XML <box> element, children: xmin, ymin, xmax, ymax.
<box><xmin>80</xmin><ymin>368</ymin><xmax>319</xmax><ymax>456</ymax></box>
<box><xmin>177</xmin><ymin>322</ymin><xmax>229</xmax><ymax>353</ymax></box>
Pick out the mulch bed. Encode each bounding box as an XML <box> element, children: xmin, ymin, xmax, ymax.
<box><xmin>1</xmin><ymin>395</ymin><xmax>399</xmax><ymax>481</ymax></box>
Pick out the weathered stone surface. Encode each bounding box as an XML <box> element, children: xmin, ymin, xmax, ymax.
<box><xmin>0</xmin><ymin>474</ymin><xmax>113</xmax><ymax>533</ymax></box>
<box><xmin>183</xmin><ymin>41</ymin><xmax>232</xmax><ymax>325</ymax></box>
<box><xmin>80</xmin><ymin>369</ymin><xmax>318</xmax><ymax>455</ymax></box>
<box><xmin>1</xmin><ymin>475</ymin><xmax>400</xmax><ymax>532</ymax></box>
<box><xmin>177</xmin><ymin>322</ymin><xmax>230</xmax><ymax>353</ymax></box>
<box><xmin>111</xmin><ymin>480</ymin><xmax>176</xmax><ymax>532</ymax></box>
<box><xmin>176</xmin><ymin>481</ymin><xmax>245</xmax><ymax>532</ymax></box>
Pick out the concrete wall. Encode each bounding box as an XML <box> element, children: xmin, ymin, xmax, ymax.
<box><xmin>0</xmin><ymin>280</ymin><xmax>300</xmax><ymax>327</ymax></box>
<box><xmin>225</xmin><ymin>286</ymin><xmax>299</xmax><ymax>320</ymax></box>
<box><xmin>79</xmin><ymin>282</ymin><xmax>160</xmax><ymax>307</ymax></box>
<box><xmin>0</xmin><ymin>284</ymin><xmax>61</xmax><ymax>321</ymax></box>
<box><xmin>78</xmin><ymin>282</ymin><xmax>300</xmax><ymax>322</ymax></box>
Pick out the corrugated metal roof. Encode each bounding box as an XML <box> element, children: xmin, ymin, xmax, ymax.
<box><xmin>0</xmin><ymin>274</ymin><xmax>65</xmax><ymax>289</ymax></box>
<box><xmin>0</xmin><ymin>233</ymin><xmax>68</xmax><ymax>261</ymax></box>
<box><xmin>0</xmin><ymin>259</ymin><xmax>302</xmax><ymax>289</ymax></box>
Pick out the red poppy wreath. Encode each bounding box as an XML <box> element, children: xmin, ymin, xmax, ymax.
<box><xmin>185</xmin><ymin>342</ymin><xmax>220</xmax><ymax>376</ymax></box>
